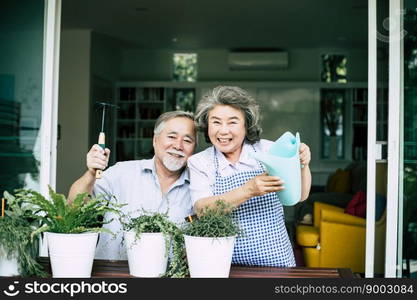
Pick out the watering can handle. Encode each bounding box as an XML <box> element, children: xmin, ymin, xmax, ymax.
<box><xmin>295</xmin><ymin>132</ymin><xmax>305</xmax><ymax>168</ymax></box>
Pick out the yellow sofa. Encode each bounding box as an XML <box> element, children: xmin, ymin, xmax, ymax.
<box><xmin>296</xmin><ymin>163</ymin><xmax>387</xmax><ymax>274</ymax></box>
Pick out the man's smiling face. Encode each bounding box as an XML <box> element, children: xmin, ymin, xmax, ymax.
<box><xmin>153</xmin><ymin>117</ymin><xmax>196</xmax><ymax>172</ymax></box>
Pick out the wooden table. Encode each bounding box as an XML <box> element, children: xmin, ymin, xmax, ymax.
<box><xmin>41</xmin><ymin>258</ymin><xmax>354</xmax><ymax>278</ymax></box>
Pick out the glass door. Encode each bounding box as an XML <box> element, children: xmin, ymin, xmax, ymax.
<box><xmin>0</xmin><ymin>0</ymin><xmax>61</xmax><ymax>201</ymax></box>
<box><xmin>0</xmin><ymin>0</ymin><xmax>61</xmax><ymax>256</ymax></box>
<box><xmin>0</xmin><ymin>0</ymin><xmax>46</xmax><ymax>195</ymax></box>
<box><xmin>366</xmin><ymin>0</ymin><xmax>390</xmax><ymax>278</ymax></box>
<box><xmin>400</xmin><ymin>0</ymin><xmax>417</xmax><ymax>278</ymax></box>
<box><xmin>369</xmin><ymin>0</ymin><xmax>415</xmax><ymax>278</ymax></box>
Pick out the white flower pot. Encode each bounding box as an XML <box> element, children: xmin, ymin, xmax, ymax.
<box><xmin>184</xmin><ymin>235</ymin><xmax>235</xmax><ymax>278</ymax></box>
<box><xmin>0</xmin><ymin>250</ymin><xmax>19</xmax><ymax>277</ymax></box>
<box><xmin>45</xmin><ymin>232</ymin><xmax>98</xmax><ymax>278</ymax></box>
<box><xmin>124</xmin><ymin>231</ymin><xmax>168</xmax><ymax>277</ymax></box>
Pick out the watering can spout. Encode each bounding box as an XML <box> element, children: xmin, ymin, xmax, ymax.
<box><xmin>268</xmin><ymin>131</ymin><xmax>300</xmax><ymax>157</ymax></box>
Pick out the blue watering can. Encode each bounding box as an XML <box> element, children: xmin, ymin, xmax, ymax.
<box><xmin>251</xmin><ymin>132</ymin><xmax>301</xmax><ymax>206</ymax></box>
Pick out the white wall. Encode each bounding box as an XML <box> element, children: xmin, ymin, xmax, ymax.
<box><xmin>91</xmin><ymin>33</ymin><xmax>123</xmax><ymax>82</ymax></box>
<box><xmin>56</xmin><ymin>30</ymin><xmax>91</xmax><ymax>195</ymax></box>
<box><xmin>56</xmin><ymin>31</ymin><xmax>125</xmax><ymax>195</ymax></box>
<box><xmin>257</xmin><ymin>87</ymin><xmax>319</xmax><ymax>160</ymax></box>
<box><xmin>255</xmin><ymin>86</ymin><xmax>353</xmax><ymax>186</ymax></box>
<box><xmin>120</xmin><ymin>47</ymin><xmax>371</xmax><ymax>82</ymax></box>
<box><xmin>90</xmin><ymin>32</ymin><xmax>123</xmax><ymax>155</ymax></box>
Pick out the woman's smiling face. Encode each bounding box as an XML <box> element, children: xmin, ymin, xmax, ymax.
<box><xmin>208</xmin><ymin>104</ymin><xmax>246</xmax><ymax>162</ymax></box>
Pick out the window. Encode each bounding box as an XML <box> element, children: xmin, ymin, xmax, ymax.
<box><xmin>173</xmin><ymin>53</ymin><xmax>197</xmax><ymax>82</ymax></box>
<box><xmin>321</xmin><ymin>89</ymin><xmax>346</xmax><ymax>159</ymax></box>
<box><xmin>321</xmin><ymin>54</ymin><xmax>347</xmax><ymax>83</ymax></box>
<box><xmin>173</xmin><ymin>89</ymin><xmax>195</xmax><ymax>112</ymax></box>
<box><xmin>0</xmin><ymin>1</ymin><xmax>44</xmax><ymax>195</ymax></box>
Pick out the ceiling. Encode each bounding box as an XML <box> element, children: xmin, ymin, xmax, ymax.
<box><xmin>61</xmin><ymin>0</ymin><xmax>369</xmax><ymax>50</ymax></box>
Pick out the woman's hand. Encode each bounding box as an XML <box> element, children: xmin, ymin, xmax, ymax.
<box><xmin>243</xmin><ymin>173</ymin><xmax>285</xmax><ymax>198</ymax></box>
<box><xmin>299</xmin><ymin>143</ymin><xmax>311</xmax><ymax>167</ymax></box>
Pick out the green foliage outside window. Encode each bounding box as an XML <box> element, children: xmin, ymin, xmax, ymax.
<box><xmin>174</xmin><ymin>89</ymin><xmax>195</xmax><ymax>112</ymax></box>
<box><xmin>173</xmin><ymin>53</ymin><xmax>197</xmax><ymax>82</ymax></box>
<box><xmin>320</xmin><ymin>89</ymin><xmax>345</xmax><ymax>159</ymax></box>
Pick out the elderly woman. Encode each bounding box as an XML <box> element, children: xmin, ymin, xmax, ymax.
<box><xmin>188</xmin><ymin>86</ymin><xmax>311</xmax><ymax>267</ymax></box>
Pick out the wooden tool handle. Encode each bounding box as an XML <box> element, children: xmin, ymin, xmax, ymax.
<box><xmin>1</xmin><ymin>197</ymin><xmax>5</xmax><ymax>218</ymax></box>
<box><xmin>96</xmin><ymin>132</ymin><xmax>105</xmax><ymax>179</ymax></box>
<box><xmin>96</xmin><ymin>170</ymin><xmax>103</xmax><ymax>179</ymax></box>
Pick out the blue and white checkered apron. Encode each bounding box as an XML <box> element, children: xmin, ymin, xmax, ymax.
<box><xmin>213</xmin><ymin>147</ymin><xmax>295</xmax><ymax>267</ymax></box>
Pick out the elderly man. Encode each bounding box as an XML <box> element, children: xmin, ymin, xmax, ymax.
<box><xmin>68</xmin><ymin>111</ymin><xmax>196</xmax><ymax>259</ymax></box>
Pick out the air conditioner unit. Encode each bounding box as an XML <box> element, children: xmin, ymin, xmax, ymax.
<box><xmin>228</xmin><ymin>51</ymin><xmax>289</xmax><ymax>70</ymax></box>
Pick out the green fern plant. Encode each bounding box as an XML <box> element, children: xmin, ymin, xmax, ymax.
<box><xmin>0</xmin><ymin>191</ymin><xmax>47</xmax><ymax>277</ymax></box>
<box><xmin>122</xmin><ymin>212</ymin><xmax>188</xmax><ymax>278</ymax></box>
<box><xmin>182</xmin><ymin>200</ymin><xmax>240</xmax><ymax>238</ymax></box>
<box><xmin>21</xmin><ymin>186</ymin><xmax>124</xmax><ymax>238</ymax></box>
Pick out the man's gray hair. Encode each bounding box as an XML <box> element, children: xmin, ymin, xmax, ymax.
<box><xmin>194</xmin><ymin>86</ymin><xmax>262</xmax><ymax>144</ymax></box>
<box><xmin>153</xmin><ymin>110</ymin><xmax>196</xmax><ymax>136</ymax></box>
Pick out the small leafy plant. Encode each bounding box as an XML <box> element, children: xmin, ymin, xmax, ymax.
<box><xmin>122</xmin><ymin>212</ymin><xmax>188</xmax><ymax>278</ymax></box>
<box><xmin>182</xmin><ymin>200</ymin><xmax>240</xmax><ymax>238</ymax></box>
<box><xmin>21</xmin><ymin>186</ymin><xmax>124</xmax><ymax>237</ymax></box>
<box><xmin>0</xmin><ymin>191</ymin><xmax>47</xmax><ymax>277</ymax></box>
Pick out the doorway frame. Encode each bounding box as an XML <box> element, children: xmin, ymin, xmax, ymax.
<box><xmin>39</xmin><ymin>0</ymin><xmax>61</xmax><ymax>195</ymax></box>
<box><xmin>366</xmin><ymin>0</ymin><xmax>403</xmax><ymax>278</ymax></box>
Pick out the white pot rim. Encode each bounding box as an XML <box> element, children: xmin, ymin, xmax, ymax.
<box><xmin>183</xmin><ymin>234</ymin><xmax>236</xmax><ymax>240</ymax></box>
<box><xmin>0</xmin><ymin>250</ymin><xmax>18</xmax><ymax>260</ymax></box>
<box><xmin>45</xmin><ymin>232</ymin><xmax>99</xmax><ymax>237</ymax></box>
<box><xmin>124</xmin><ymin>231</ymin><xmax>164</xmax><ymax>236</ymax></box>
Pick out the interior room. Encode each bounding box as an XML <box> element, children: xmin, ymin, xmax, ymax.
<box><xmin>54</xmin><ymin>0</ymin><xmax>384</xmax><ymax>274</ymax></box>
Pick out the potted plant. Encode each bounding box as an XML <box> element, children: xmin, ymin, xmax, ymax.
<box><xmin>24</xmin><ymin>186</ymin><xmax>123</xmax><ymax>278</ymax></box>
<box><xmin>182</xmin><ymin>200</ymin><xmax>240</xmax><ymax>278</ymax></box>
<box><xmin>122</xmin><ymin>211</ymin><xmax>188</xmax><ymax>278</ymax></box>
<box><xmin>0</xmin><ymin>191</ymin><xmax>46</xmax><ymax>277</ymax></box>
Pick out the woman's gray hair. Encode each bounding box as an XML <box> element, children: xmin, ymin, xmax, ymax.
<box><xmin>195</xmin><ymin>86</ymin><xmax>262</xmax><ymax>144</ymax></box>
<box><xmin>154</xmin><ymin>110</ymin><xmax>196</xmax><ymax>136</ymax></box>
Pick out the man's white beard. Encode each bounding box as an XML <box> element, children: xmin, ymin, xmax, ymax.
<box><xmin>162</xmin><ymin>155</ymin><xmax>185</xmax><ymax>172</ymax></box>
